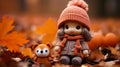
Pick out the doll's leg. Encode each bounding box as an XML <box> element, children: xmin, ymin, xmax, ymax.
<box><xmin>71</xmin><ymin>57</ymin><xmax>82</xmax><ymax>66</ymax></box>
<box><xmin>60</xmin><ymin>56</ymin><xmax>70</xmax><ymax>65</ymax></box>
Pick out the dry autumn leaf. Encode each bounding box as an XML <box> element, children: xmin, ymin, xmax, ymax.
<box><xmin>0</xmin><ymin>16</ymin><xmax>28</xmax><ymax>52</ymax></box>
<box><xmin>21</xmin><ymin>48</ymin><xmax>33</xmax><ymax>58</ymax></box>
<box><xmin>35</xmin><ymin>18</ymin><xmax>57</xmax><ymax>44</ymax></box>
<box><xmin>0</xmin><ymin>16</ymin><xmax>14</xmax><ymax>37</ymax></box>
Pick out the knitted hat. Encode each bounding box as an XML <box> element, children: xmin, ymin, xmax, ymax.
<box><xmin>57</xmin><ymin>0</ymin><xmax>90</xmax><ymax>30</ymax></box>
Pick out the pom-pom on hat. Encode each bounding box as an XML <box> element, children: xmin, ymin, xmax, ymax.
<box><xmin>57</xmin><ymin>0</ymin><xmax>90</xmax><ymax>30</ymax></box>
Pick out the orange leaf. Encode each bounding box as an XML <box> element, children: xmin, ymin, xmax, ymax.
<box><xmin>35</xmin><ymin>18</ymin><xmax>57</xmax><ymax>44</ymax></box>
<box><xmin>21</xmin><ymin>48</ymin><xmax>33</xmax><ymax>58</ymax></box>
<box><xmin>0</xmin><ymin>32</ymin><xmax>28</xmax><ymax>52</ymax></box>
<box><xmin>0</xmin><ymin>16</ymin><xmax>14</xmax><ymax>38</ymax></box>
<box><xmin>0</xmin><ymin>16</ymin><xmax>28</xmax><ymax>52</ymax></box>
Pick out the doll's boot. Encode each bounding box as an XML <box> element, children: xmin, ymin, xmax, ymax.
<box><xmin>72</xmin><ymin>57</ymin><xmax>82</xmax><ymax>66</ymax></box>
<box><xmin>60</xmin><ymin>56</ymin><xmax>70</xmax><ymax>65</ymax></box>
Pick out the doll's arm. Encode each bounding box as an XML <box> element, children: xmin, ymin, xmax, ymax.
<box><xmin>57</xmin><ymin>27</ymin><xmax>64</xmax><ymax>40</ymax></box>
<box><xmin>82</xmin><ymin>28</ymin><xmax>92</xmax><ymax>41</ymax></box>
<box><xmin>53</xmin><ymin>38</ymin><xmax>61</xmax><ymax>51</ymax></box>
<box><xmin>52</xmin><ymin>39</ymin><xmax>61</xmax><ymax>62</ymax></box>
<box><xmin>81</xmin><ymin>41</ymin><xmax>89</xmax><ymax>50</ymax></box>
<box><xmin>81</xmin><ymin>41</ymin><xmax>90</xmax><ymax>57</ymax></box>
<box><xmin>54</xmin><ymin>27</ymin><xmax>64</xmax><ymax>50</ymax></box>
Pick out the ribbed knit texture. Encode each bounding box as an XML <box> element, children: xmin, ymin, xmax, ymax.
<box><xmin>57</xmin><ymin>0</ymin><xmax>90</xmax><ymax>30</ymax></box>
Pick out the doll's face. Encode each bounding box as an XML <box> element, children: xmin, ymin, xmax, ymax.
<box><xmin>64</xmin><ymin>21</ymin><xmax>82</xmax><ymax>35</ymax></box>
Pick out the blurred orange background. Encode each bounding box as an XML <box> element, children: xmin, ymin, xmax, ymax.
<box><xmin>0</xmin><ymin>0</ymin><xmax>120</xmax><ymax>41</ymax></box>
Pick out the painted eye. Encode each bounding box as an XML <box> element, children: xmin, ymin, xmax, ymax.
<box><xmin>76</xmin><ymin>25</ymin><xmax>80</xmax><ymax>30</ymax></box>
<box><xmin>45</xmin><ymin>50</ymin><xmax>48</xmax><ymax>52</ymax></box>
<box><xmin>36</xmin><ymin>48</ymin><xmax>41</xmax><ymax>54</ymax></box>
<box><xmin>43</xmin><ymin>48</ymin><xmax>49</xmax><ymax>53</ymax></box>
<box><xmin>43</xmin><ymin>48</ymin><xmax>49</xmax><ymax>54</ymax></box>
<box><xmin>37</xmin><ymin>50</ymin><xmax>39</xmax><ymax>53</ymax></box>
<box><xmin>65</xmin><ymin>25</ymin><xmax>69</xmax><ymax>29</ymax></box>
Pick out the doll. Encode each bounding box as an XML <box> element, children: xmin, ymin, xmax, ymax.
<box><xmin>32</xmin><ymin>44</ymin><xmax>52</xmax><ymax>67</ymax></box>
<box><xmin>54</xmin><ymin>0</ymin><xmax>91</xmax><ymax>66</ymax></box>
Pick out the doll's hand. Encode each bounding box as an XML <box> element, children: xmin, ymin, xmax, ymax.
<box><xmin>83</xmin><ymin>50</ymin><xmax>89</xmax><ymax>57</ymax></box>
<box><xmin>54</xmin><ymin>46</ymin><xmax>61</xmax><ymax>52</ymax></box>
<box><xmin>54</xmin><ymin>46</ymin><xmax>60</xmax><ymax>50</ymax></box>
